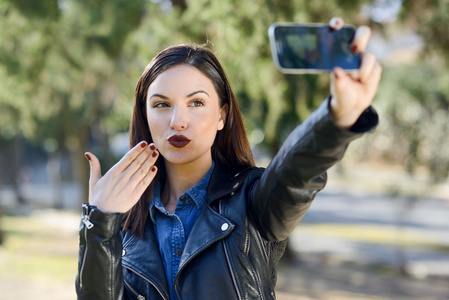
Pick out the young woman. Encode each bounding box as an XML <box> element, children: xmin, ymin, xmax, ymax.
<box><xmin>76</xmin><ymin>18</ymin><xmax>382</xmax><ymax>300</ymax></box>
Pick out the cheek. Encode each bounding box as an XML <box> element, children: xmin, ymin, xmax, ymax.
<box><xmin>147</xmin><ymin>116</ymin><xmax>162</xmax><ymax>140</ymax></box>
<box><xmin>203</xmin><ymin>115</ymin><xmax>222</xmax><ymax>138</ymax></box>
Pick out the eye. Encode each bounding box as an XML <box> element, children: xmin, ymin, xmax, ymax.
<box><xmin>190</xmin><ymin>100</ymin><xmax>204</xmax><ymax>107</ymax></box>
<box><xmin>153</xmin><ymin>102</ymin><xmax>169</xmax><ymax>108</ymax></box>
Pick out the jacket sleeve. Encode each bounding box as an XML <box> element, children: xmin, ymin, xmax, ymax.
<box><xmin>75</xmin><ymin>204</ymin><xmax>124</xmax><ymax>300</ymax></box>
<box><xmin>249</xmin><ymin>98</ymin><xmax>378</xmax><ymax>241</ymax></box>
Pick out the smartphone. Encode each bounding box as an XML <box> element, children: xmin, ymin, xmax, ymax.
<box><xmin>268</xmin><ymin>23</ymin><xmax>361</xmax><ymax>74</ymax></box>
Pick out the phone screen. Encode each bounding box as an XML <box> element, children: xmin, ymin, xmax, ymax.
<box><xmin>270</xmin><ymin>24</ymin><xmax>361</xmax><ymax>73</ymax></box>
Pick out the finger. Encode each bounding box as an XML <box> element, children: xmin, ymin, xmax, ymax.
<box><xmin>122</xmin><ymin>144</ymin><xmax>157</xmax><ymax>179</ymax></box>
<box><xmin>332</xmin><ymin>67</ymin><xmax>352</xmax><ymax>96</ymax></box>
<box><xmin>130</xmin><ymin>148</ymin><xmax>159</xmax><ymax>186</ymax></box>
<box><xmin>129</xmin><ymin>148</ymin><xmax>159</xmax><ymax>182</ymax></box>
<box><xmin>115</xmin><ymin>141</ymin><xmax>149</xmax><ymax>173</ymax></box>
<box><xmin>359</xmin><ymin>52</ymin><xmax>377</xmax><ymax>83</ymax></box>
<box><xmin>351</xmin><ymin>26</ymin><xmax>371</xmax><ymax>53</ymax></box>
<box><xmin>365</xmin><ymin>60</ymin><xmax>383</xmax><ymax>95</ymax></box>
<box><xmin>85</xmin><ymin>152</ymin><xmax>102</xmax><ymax>186</ymax></box>
<box><xmin>329</xmin><ymin>17</ymin><xmax>344</xmax><ymax>30</ymax></box>
<box><xmin>134</xmin><ymin>165</ymin><xmax>158</xmax><ymax>197</ymax></box>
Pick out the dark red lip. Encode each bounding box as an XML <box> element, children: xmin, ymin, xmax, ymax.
<box><xmin>167</xmin><ymin>135</ymin><xmax>191</xmax><ymax>148</ymax></box>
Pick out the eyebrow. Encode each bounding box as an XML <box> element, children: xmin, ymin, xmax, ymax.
<box><xmin>187</xmin><ymin>90</ymin><xmax>209</xmax><ymax>98</ymax></box>
<box><xmin>149</xmin><ymin>93</ymin><xmax>169</xmax><ymax>100</ymax></box>
<box><xmin>149</xmin><ymin>90</ymin><xmax>209</xmax><ymax>100</ymax></box>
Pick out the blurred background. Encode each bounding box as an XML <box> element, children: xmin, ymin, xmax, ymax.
<box><xmin>0</xmin><ymin>0</ymin><xmax>448</xmax><ymax>299</ymax></box>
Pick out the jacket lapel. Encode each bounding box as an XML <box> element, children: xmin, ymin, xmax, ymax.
<box><xmin>178</xmin><ymin>204</ymin><xmax>234</xmax><ymax>271</ymax></box>
<box><xmin>178</xmin><ymin>164</ymin><xmax>250</xmax><ymax>272</ymax></box>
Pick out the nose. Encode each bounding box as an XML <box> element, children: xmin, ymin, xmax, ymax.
<box><xmin>170</xmin><ymin>106</ymin><xmax>188</xmax><ymax>131</ymax></box>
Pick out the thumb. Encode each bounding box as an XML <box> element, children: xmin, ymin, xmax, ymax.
<box><xmin>84</xmin><ymin>152</ymin><xmax>102</xmax><ymax>186</ymax></box>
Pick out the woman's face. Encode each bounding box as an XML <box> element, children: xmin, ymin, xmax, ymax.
<box><xmin>146</xmin><ymin>65</ymin><xmax>226</xmax><ymax>167</ymax></box>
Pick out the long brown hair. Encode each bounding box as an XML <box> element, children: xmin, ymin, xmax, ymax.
<box><xmin>123</xmin><ymin>44</ymin><xmax>255</xmax><ymax>237</ymax></box>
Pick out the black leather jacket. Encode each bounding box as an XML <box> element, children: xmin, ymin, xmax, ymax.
<box><xmin>76</xmin><ymin>100</ymin><xmax>378</xmax><ymax>300</ymax></box>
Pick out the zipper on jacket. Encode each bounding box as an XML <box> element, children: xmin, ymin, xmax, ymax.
<box><xmin>123</xmin><ymin>265</ymin><xmax>168</xmax><ymax>300</ymax></box>
<box><xmin>82</xmin><ymin>214</ymin><xmax>94</xmax><ymax>229</ymax></box>
<box><xmin>124</xmin><ymin>278</ymin><xmax>146</xmax><ymax>300</ymax></box>
<box><xmin>79</xmin><ymin>206</ymin><xmax>94</xmax><ymax>288</ymax></box>
<box><xmin>219</xmin><ymin>200</ymin><xmax>243</xmax><ymax>300</ymax></box>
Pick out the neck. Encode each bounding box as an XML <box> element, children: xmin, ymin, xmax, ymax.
<box><xmin>161</xmin><ymin>156</ymin><xmax>213</xmax><ymax>212</ymax></box>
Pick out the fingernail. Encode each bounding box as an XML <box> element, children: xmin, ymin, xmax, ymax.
<box><xmin>333</xmin><ymin>68</ymin><xmax>341</xmax><ymax>79</ymax></box>
<box><xmin>149</xmin><ymin>144</ymin><xmax>156</xmax><ymax>151</ymax></box>
<box><xmin>152</xmin><ymin>150</ymin><xmax>158</xmax><ymax>157</ymax></box>
<box><xmin>151</xmin><ymin>166</ymin><xmax>157</xmax><ymax>172</ymax></box>
<box><xmin>140</xmin><ymin>141</ymin><xmax>148</xmax><ymax>148</ymax></box>
<box><xmin>352</xmin><ymin>45</ymin><xmax>358</xmax><ymax>53</ymax></box>
<box><xmin>84</xmin><ymin>153</ymin><xmax>91</xmax><ymax>161</ymax></box>
<box><xmin>330</xmin><ymin>17</ymin><xmax>341</xmax><ymax>29</ymax></box>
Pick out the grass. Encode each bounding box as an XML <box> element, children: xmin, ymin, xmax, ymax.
<box><xmin>0</xmin><ymin>212</ymin><xmax>79</xmax><ymax>286</ymax></box>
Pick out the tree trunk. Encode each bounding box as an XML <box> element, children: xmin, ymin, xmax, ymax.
<box><xmin>11</xmin><ymin>134</ymin><xmax>25</xmax><ymax>205</ymax></box>
<box><xmin>72</xmin><ymin>126</ymin><xmax>90</xmax><ymax>207</ymax></box>
<box><xmin>47</xmin><ymin>150</ymin><xmax>63</xmax><ymax>209</ymax></box>
<box><xmin>171</xmin><ymin>0</ymin><xmax>187</xmax><ymax>11</ymax></box>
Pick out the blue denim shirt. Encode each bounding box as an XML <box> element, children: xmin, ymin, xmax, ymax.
<box><xmin>149</xmin><ymin>162</ymin><xmax>214</xmax><ymax>300</ymax></box>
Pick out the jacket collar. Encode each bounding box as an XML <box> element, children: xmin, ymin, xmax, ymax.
<box><xmin>206</xmin><ymin>164</ymin><xmax>251</xmax><ymax>204</ymax></box>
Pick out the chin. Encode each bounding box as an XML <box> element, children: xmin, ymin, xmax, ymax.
<box><xmin>163</xmin><ymin>153</ymin><xmax>197</xmax><ymax>166</ymax></box>
<box><xmin>164</xmin><ymin>151</ymin><xmax>212</xmax><ymax>167</ymax></box>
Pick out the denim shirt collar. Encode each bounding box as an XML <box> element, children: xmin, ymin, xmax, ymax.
<box><xmin>149</xmin><ymin>162</ymin><xmax>215</xmax><ymax>223</ymax></box>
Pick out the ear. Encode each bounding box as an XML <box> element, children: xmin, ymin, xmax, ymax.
<box><xmin>218</xmin><ymin>104</ymin><xmax>228</xmax><ymax>131</ymax></box>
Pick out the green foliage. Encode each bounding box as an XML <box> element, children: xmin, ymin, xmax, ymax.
<box><xmin>0</xmin><ymin>0</ymin><xmax>368</xmax><ymax>155</ymax></box>
<box><xmin>6</xmin><ymin>0</ymin><xmax>60</xmax><ymax>20</ymax></box>
<box><xmin>401</xmin><ymin>0</ymin><xmax>449</xmax><ymax>63</ymax></box>
<box><xmin>359</xmin><ymin>0</ymin><xmax>449</xmax><ymax>181</ymax></box>
<box><xmin>1</xmin><ymin>0</ymin><xmax>449</xmax><ymax>187</ymax></box>
<box><xmin>371</xmin><ymin>61</ymin><xmax>449</xmax><ymax>181</ymax></box>
<box><xmin>0</xmin><ymin>0</ymin><xmax>146</xmax><ymax>147</ymax></box>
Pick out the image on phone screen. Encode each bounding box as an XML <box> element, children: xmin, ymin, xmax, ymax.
<box><xmin>269</xmin><ymin>24</ymin><xmax>361</xmax><ymax>73</ymax></box>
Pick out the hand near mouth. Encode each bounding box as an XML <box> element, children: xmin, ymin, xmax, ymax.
<box><xmin>168</xmin><ymin>135</ymin><xmax>191</xmax><ymax>148</ymax></box>
<box><xmin>84</xmin><ymin>141</ymin><xmax>159</xmax><ymax>213</ymax></box>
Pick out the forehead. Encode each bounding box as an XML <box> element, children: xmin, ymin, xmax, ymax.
<box><xmin>148</xmin><ymin>65</ymin><xmax>215</xmax><ymax>93</ymax></box>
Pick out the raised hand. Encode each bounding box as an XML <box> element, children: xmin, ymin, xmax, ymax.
<box><xmin>84</xmin><ymin>141</ymin><xmax>159</xmax><ymax>213</ymax></box>
<box><xmin>328</xmin><ymin>17</ymin><xmax>383</xmax><ymax>129</ymax></box>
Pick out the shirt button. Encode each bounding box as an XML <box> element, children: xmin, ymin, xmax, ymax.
<box><xmin>122</xmin><ymin>249</ymin><xmax>126</xmax><ymax>256</ymax></box>
<box><xmin>221</xmin><ymin>223</ymin><xmax>229</xmax><ymax>231</ymax></box>
<box><xmin>176</xmin><ymin>249</ymin><xmax>183</xmax><ymax>256</ymax></box>
<box><xmin>180</xmin><ymin>196</ymin><xmax>186</xmax><ymax>202</ymax></box>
